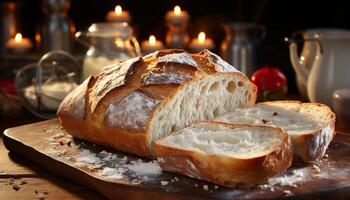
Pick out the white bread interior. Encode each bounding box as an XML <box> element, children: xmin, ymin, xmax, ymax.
<box><xmin>155</xmin><ymin>121</ymin><xmax>293</xmax><ymax>187</ymax></box>
<box><xmin>148</xmin><ymin>75</ymin><xmax>254</xmax><ymax>153</ymax></box>
<box><xmin>158</xmin><ymin>122</ymin><xmax>285</xmax><ymax>157</ymax></box>
<box><xmin>217</xmin><ymin>101</ymin><xmax>336</xmax><ymax>162</ymax></box>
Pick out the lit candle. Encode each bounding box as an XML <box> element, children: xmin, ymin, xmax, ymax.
<box><xmin>6</xmin><ymin>33</ymin><xmax>33</xmax><ymax>53</ymax></box>
<box><xmin>106</xmin><ymin>5</ymin><xmax>131</xmax><ymax>23</ymax></box>
<box><xmin>165</xmin><ymin>5</ymin><xmax>189</xmax><ymax>24</ymax></box>
<box><xmin>141</xmin><ymin>35</ymin><xmax>164</xmax><ymax>55</ymax></box>
<box><xmin>189</xmin><ymin>32</ymin><xmax>215</xmax><ymax>52</ymax></box>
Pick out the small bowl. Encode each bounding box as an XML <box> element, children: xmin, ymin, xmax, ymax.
<box><xmin>333</xmin><ymin>89</ymin><xmax>350</xmax><ymax>129</ymax></box>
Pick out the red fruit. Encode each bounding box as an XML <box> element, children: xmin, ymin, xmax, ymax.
<box><xmin>251</xmin><ymin>66</ymin><xmax>287</xmax><ymax>100</ymax></box>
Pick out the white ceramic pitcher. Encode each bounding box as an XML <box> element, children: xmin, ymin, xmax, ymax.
<box><xmin>288</xmin><ymin>29</ymin><xmax>350</xmax><ymax>106</ymax></box>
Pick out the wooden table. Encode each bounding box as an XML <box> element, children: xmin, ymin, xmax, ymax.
<box><xmin>0</xmin><ymin>115</ymin><xmax>105</xmax><ymax>200</ymax></box>
<box><xmin>1</xmin><ymin>114</ymin><xmax>349</xmax><ymax>200</ymax></box>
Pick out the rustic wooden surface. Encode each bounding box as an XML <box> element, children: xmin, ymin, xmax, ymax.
<box><xmin>0</xmin><ymin>131</ymin><xmax>105</xmax><ymax>200</ymax></box>
<box><xmin>2</xmin><ymin>119</ymin><xmax>350</xmax><ymax>200</ymax></box>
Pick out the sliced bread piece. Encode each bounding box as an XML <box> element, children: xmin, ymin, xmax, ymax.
<box><xmin>217</xmin><ymin>101</ymin><xmax>336</xmax><ymax>162</ymax></box>
<box><xmin>155</xmin><ymin>121</ymin><xmax>293</xmax><ymax>187</ymax></box>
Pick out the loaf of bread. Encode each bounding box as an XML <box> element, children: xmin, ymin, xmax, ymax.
<box><xmin>58</xmin><ymin>49</ymin><xmax>257</xmax><ymax>157</ymax></box>
<box><xmin>155</xmin><ymin>121</ymin><xmax>293</xmax><ymax>187</ymax></box>
<box><xmin>217</xmin><ymin>101</ymin><xmax>336</xmax><ymax>162</ymax></box>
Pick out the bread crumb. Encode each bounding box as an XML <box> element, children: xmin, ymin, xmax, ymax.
<box><xmin>12</xmin><ymin>183</ymin><xmax>20</xmax><ymax>191</ymax></box>
<box><xmin>313</xmin><ymin>165</ymin><xmax>321</xmax><ymax>173</ymax></box>
<box><xmin>284</xmin><ymin>190</ymin><xmax>292</xmax><ymax>195</ymax></box>
<box><xmin>161</xmin><ymin>181</ymin><xmax>169</xmax><ymax>186</ymax></box>
<box><xmin>262</xmin><ymin>119</ymin><xmax>269</xmax><ymax>124</ymax></box>
<box><xmin>203</xmin><ymin>185</ymin><xmax>209</xmax><ymax>191</ymax></box>
<box><xmin>20</xmin><ymin>180</ymin><xmax>27</xmax><ymax>185</ymax></box>
<box><xmin>38</xmin><ymin>193</ymin><xmax>46</xmax><ymax>200</ymax></box>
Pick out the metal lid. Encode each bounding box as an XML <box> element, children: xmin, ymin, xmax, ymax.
<box><xmin>86</xmin><ymin>22</ymin><xmax>133</xmax><ymax>39</ymax></box>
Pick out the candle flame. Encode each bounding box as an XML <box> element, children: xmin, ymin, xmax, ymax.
<box><xmin>198</xmin><ymin>32</ymin><xmax>206</xmax><ymax>43</ymax></box>
<box><xmin>115</xmin><ymin>5</ymin><xmax>122</xmax><ymax>15</ymax></box>
<box><xmin>15</xmin><ymin>33</ymin><xmax>22</xmax><ymax>42</ymax></box>
<box><xmin>174</xmin><ymin>5</ymin><xmax>181</xmax><ymax>15</ymax></box>
<box><xmin>149</xmin><ymin>35</ymin><xmax>156</xmax><ymax>45</ymax></box>
<box><xmin>115</xmin><ymin>39</ymin><xmax>124</xmax><ymax>47</ymax></box>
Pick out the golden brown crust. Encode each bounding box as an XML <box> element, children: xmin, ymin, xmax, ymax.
<box><xmin>58</xmin><ymin>49</ymin><xmax>257</xmax><ymax>158</ymax></box>
<box><xmin>155</xmin><ymin>122</ymin><xmax>293</xmax><ymax>187</ymax></box>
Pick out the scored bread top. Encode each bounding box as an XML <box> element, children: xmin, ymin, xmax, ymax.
<box><xmin>58</xmin><ymin>49</ymin><xmax>248</xmax><ymax>134</ymax></box>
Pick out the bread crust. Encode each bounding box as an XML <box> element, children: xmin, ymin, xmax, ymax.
<box><xmin>258</xmin><ymin>101</ymin><xmax>336</xmax><ymax>162</ymax></box>
<box><xmin>58</xmin><ymin>49</ymin><xmax>257</xmax><ymax>158</ymax></box>
<box><xmin>155</xmin><ymin>122</ymin><xmax>293</xmax><ymax>187</ymax></box>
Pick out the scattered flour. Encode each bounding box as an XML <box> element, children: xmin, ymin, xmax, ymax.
<box><xmin>100</xmin><ymin>167</ymin><xmax>124</xmax><ymax>179</ymax></box>
<box><xmin>267</xmin><ymin>169</ymin><xmax>307</xmax><ymax>186</ymax></box>
<box><xmin>126</xmin><ymin>160</ymin><xmax>162</xmax><ymax>176</ymax></box>
<box><xmin>161</xmin><ymin>181</ymin><xmax>169</xmax><ymax>186</ymax></box>
<box><xmin>203</xmin><ymin>185</ymin><xmax>209</xmax><ymax>191</ymax></box>
<box><xmin>69</xmin><ymin>148</ymin><xmax>162</xmax><ymax>184</ymax></box>
<box><xmin>75</xmin><ymin>149</ymin><xmax>101</xmax><ymax>165</ymax></box>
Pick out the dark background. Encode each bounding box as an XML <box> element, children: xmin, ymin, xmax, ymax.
<box><xmin>3</xmin><ymin>0</ymin><xmax>350</xmax><ymax>93</ymax></box>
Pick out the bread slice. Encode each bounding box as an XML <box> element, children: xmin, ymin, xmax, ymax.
<box><xmin>217</xmin><ymin>101</ymin><xmax>336</xmax><ymax>162</ymax></box>
<box><xmin>58</xmin><ymin>49</ymin><xmax>257</xmax><ymax>158</ymax></box>
<box><xmin>155</xmin><ymin>121</ymin><xmax>293</xmax><ymax>187</ymax></box>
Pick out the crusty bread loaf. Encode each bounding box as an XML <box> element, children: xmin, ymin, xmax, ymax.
<box><xmin>155</xmin><ymin>121</ymin><xmax>293</xmax><ymax>187</ymax></box>
<box><xmin>58</xmin><ymin>49</ymin><xmax>257</xmax><ymax>157</ymax></box>
<box><xmin>217</xmin><ymin>101</ymin><xmax>336</xmax><ymax>162</ymax></box>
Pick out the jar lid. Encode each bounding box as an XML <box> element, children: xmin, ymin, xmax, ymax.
<box><xmin>304</xmin><ymin>28</ymin><xmax>350</xmax><ymax>39</ymax></box>
<box><xmin>86</xmin><ymin>22</ymin><xmax>133</xmax><ymax>38</ymax></box>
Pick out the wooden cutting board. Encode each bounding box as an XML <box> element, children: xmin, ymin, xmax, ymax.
<box><xmin>3</xmin><ymin>119</ymin><xmax>350</xmax><ymax>200</ymax></box>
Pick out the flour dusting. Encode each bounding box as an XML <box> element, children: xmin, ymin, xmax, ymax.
<box><xmin>267</xmin><ymin>168</ymin><xmax>307</xmax><ymax>186</ymax></box>
<box><xmin>157</xmin><ymin>52</ymin><xmax>198</xmax><ymax>67</ymax></box>
<box><xmin>126</xmin><ymin>160</ymin><xmax>162</xmax><ymax>176</ymax></box>
<box><xmin>106</xmin><ymin>91</ymin><xmax>160</xmax><ymax>132</ymax></box>
<box><xmin>143</xmin><ymin>71</ymin><xmax>191</xmax><ymax>85</ymax></box>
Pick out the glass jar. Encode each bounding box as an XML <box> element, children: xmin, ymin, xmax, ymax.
<box><xmin>76</xmin><ymin>22</ymin><xmax>141</xmax><ymax>80</ymax></box>
<box><xmin>15</xmin><ymin>51</ymin><xmax>80</xmax><ymax>119</ymax></box>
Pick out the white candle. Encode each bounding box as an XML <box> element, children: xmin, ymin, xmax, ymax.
<box><xmin>106</xmin><ymin>5</ymin><xmax>131</xmax><ymax>23</ymax></box>
<box><xmin>189</xmin><ymin>32</ymin><xmax>215</xmax><ymax>52</ymax></box>
<box><xmin>165</xmin><ymin>5</ymin><xmax>189</xmax><ymax>24</ymax></box>
<box><xmin>6</xmin><ymin>33</ymin><xmax>33</xmax><ymax>53</ymax></box>
<box><xmin>141</xmin><ymin>35</ymin><xmax>164</xmax><ymax>55</ymax></box>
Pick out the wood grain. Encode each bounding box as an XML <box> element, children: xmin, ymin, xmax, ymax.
<box><xmin>1</xmin><ymin>120</ymin><xmax>105</xmax><ymax>200</ymax></box>
<box><xmin>0</xmin><ymin>177</ymin><xmax>103</xmax><ymax>200</ymax></box>
<box><xmin>0</xmin><ymin>138</ymin><xmax>38</xmax><ymax>176</ymax></box>
<box><xmin>3</xmin><ymin>119</ymin><xmax>350</xmax><ymax>200</ymax></box>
